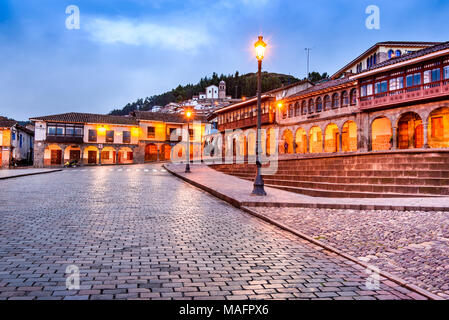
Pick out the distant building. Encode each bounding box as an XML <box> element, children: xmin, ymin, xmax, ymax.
<box><xmin>0</xmin><ymin>116</ymin><xmax>34</xmax><ymax>168</ymax></box>
<box><xmin>332</xmin><ymin>41</ymin><xmax>442</xmax><ymax>79</ymax></box>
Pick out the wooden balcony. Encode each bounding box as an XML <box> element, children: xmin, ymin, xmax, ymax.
<box><xmin>218</xmin><ymin>113</ymin><xmax>274</xmax><ymax>132</ymax></box>
<box><xmin>46</xmin><ymin>135</ymin><xmax>84</xmax><ymax>144</ymax></box>
<box><xmin>359</xmin><ymin>80</ymin><xmax>449</xmax><ymax>110</ymax></box>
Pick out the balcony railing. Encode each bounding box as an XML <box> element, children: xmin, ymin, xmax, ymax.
<box><xmin>359</xmin><ymin>79</ymin><xmax>449</xmax><ymax>110</ymax></box>
<box><xmin>218</xmin><ymin>113</ymin><xmax>273</xmax><ymax>132</ymax></box>
<box><xmin>46</xmin><ymin>135</ymin><xmax>84</xmax><ymax>143</ymax></box>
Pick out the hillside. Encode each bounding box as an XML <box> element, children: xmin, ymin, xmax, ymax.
<box><xmin>109</xmin><ymin>71</ymin><xmax>300</xmax><ymax>116</ymax></box>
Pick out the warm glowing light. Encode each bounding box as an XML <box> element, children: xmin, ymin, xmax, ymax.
<box><xmin>97</xmin><ymin>126</ymin><xmax>107</xmax><ymax>134</ymax></box>
<box><xmin>131</xmin><ymin>127</ymin><xmax>140</xmax><ymax>137</ymax></box>
<box><xmin>186</xmin><ymin>111</ymin><xmax>192</xmax><ymax>119</ymax></box>
<box><xmin>278</xmin><ymin>103</ymin><xmax>283</xmax><ymax>109</ymax></box>
<box><xmin>254</xmin><ymin>36</ymin><xmax>267</xmax><ymax>61</ymax></box>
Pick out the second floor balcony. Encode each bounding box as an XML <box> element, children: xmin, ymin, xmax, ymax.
<box><xmin>218</xmin><ymin>112</ymin><xmax>274</xmax><ymax>132</ymax></box>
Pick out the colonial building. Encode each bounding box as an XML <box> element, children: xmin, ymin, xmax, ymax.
<box><xmin>0</xmin><ymin>117</ymin><xmax>34</xmax><ymax>168</ymax></box>
<box><xmin>332</xmin><ymin>41</ymin><xmax>442</xmax><ymax>79</ymax></box>
<box><xmin>30</xmin><ymin>111</ymin><xmax>206</xmax><ymax>167</ymax></box>
<box><xmin>210</xmin><ymin>41</ymin><xmax>449</xmax><ymax>198</ymax></box>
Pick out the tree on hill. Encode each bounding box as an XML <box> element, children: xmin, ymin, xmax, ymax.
<box><xmin>109</xmin><ymin>71</ymin><xmax>300</xmax><ymax>116</ymax></box>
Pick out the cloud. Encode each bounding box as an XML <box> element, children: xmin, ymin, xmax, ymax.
<box><xmin>84</xmin><ymin>17</ymin><xmax>211</xmax><ymax>51</ymax></box>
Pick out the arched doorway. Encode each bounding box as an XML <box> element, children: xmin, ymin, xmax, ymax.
<box><xmin>83</xmin><ymin>146</ymin><xmax>99</xmax><ymax>165</ymax></box>
<box><xmin>118</xmin><ymin>147</ymin><xmax>134</xmax><ymax>164</ymax></box>
<box><xmin>145</xmin><ymin>144</ymin><xmax>158</xmax><ymax>162</ymax></box>
<box><xmin>342</xmin><ymin>121</ymin><xmax>358</xmax><ymax>152</ymax></box>
<box><xmin>295</xmin><ymin>128</ymin><xmax>307</xmax><ymax>154</ymax></box>
<box><xmin>247</xmin><ymin>131</ymin><xmax>256</xmax><ymax>157</ymax></box>
<box><xmin>44</xmin><ymin>145</ymin><xmax>63</xmax><ymax>166</ymax></box>
<box><xmin>309</xmin><ymin>127</ymin><xmax>323</xmax><ymax>153</ymax></box>
<box><xmin>397</xmin><ymin>112</ymin><xmax>423</xmax><ymax>149</ymax></box>
<box><xmin>64</xmin><ymin>145</ymin><xmax>81</xmax><ymax>164</ymax></box>
<box><xmin>428</xmin><ymin>107</ymin><xmax>449</xmax><ymax>148</ymax></box>
<box><xmin>266</xmin><ymin>128</ymin><xmax>276</xmax><ymax>156</ymax></box>
<box><xmin>371</xmin><ymin>117</ymin><xmax>392</xmax><ymax>151</ymax></box>
<box><xmin>101</xmin><ymin>146</ymin><xmax>116</xmax><ymax>165</ymax></box>
<box><xmin>160</xmin><ymin>144</ymin><xmax>172</xmax><ymax>161</ymax></box>
<box><xmin>282</xmin><ymin>130</ymin><xmax>294</xmax><ymax>154</ymax></box>
<box><xmin>324</xmin><ymin>123</ymin><xmax>339</xmax><ymax>153</ymax></box>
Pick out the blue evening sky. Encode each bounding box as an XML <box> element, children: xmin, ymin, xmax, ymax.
<box><xmin>1</xmin><ymin>0</ymin><xmax>448</xmax><ymax>120</ymax></box>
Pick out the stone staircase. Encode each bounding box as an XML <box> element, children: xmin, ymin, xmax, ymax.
<box><xmin>210</xmin><ymin>152</ymin><xmax>449</xmax><ymax>198</ymax></box>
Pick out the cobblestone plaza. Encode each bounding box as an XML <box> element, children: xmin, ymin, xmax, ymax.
<box><xmin>0</xmin><ymin>165</ymin><xmax>427</xmax><ymax>300</ymax></box>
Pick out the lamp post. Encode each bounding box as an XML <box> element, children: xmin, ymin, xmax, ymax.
<box><xmin>185</xmin><ymin>110</ymin><xmax>192</xmax><ymax>173</ymax></box>
<box><xmin>252</xmin><ymin>36</ymin><xmax>267</xmax><ymax>196</ymax></box>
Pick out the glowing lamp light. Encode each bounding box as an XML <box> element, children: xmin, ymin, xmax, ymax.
<box><xmin>278</xmin><ymin>103</ymin><xmax>283</xmax><ymax>109</ymax></box>
<box><xmin>131</xmin><ymin>127</ymin><xmax>140</xmax><ymax>137</ymax></box>
<box><xmin>97</xmin><ymin>126</ymin><xmax>106</xmax><ymax>134</ymax></box>
<box><xmin>186</xmin><ymin>111</ymin><xmax>192</xmax><ymax>119</ymax></box>
<box><xmin>254</xmin><ymin>36</ymin><xmax>267</xmax><ymax>61</ymax></box>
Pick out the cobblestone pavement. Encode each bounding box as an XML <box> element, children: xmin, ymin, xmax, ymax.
<box><xmin>254</xmin><ymin>207</ymin><xmax>449</xmax><ymax>299</ymax></box>
<box><xmin>0</xmin><ymin>165</ymin><xmax>425</xmax><ymax>300</ymax></box>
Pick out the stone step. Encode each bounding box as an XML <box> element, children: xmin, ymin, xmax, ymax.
<box><xmin>217</xmin><ymin>168</ymin><xmax>449</xmax><ymax>179</ymax></box>
<box><xmin>259</xmin><ymin>179</ymin><xmax>449</xmax><ymax>195</ymax></box>
<box><xmin>231</xmin><ymin>173</ymin><xmax>449</xmax><ymax>186</ymax></box>
<box><xmin>263</xmin><ymin>184</ymin><xmax>442</xmax><ymax>199</ymax></box>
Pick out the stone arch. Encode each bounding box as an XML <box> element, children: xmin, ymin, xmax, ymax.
<box><xmin>83</xmin><ymin>146</ymin><xmax>100</xmax><ymax>165</ymax></box>
<box><xmin>341</xmin><ymin>121</ymin><xmax>358</xmax><ymax>152</ymax></box>
<box><xmin>44</xmin><ymin>144</ymin><xmax>63</xmax><ymax>166</ymax></box>
<box><xmin>101</xmin><ymin>146</ymin><xmax>117</xmax><ymax>165</ymax></box>
<box><xmin>396</xmin><ymin>112</ymin><xmax>424</xmax><ymax>149</ymax></box>
<box><xmin>160</xmin><ymin>144</ymin><xmax>172</xmax><ymax>161</ymax></box>
<box><xmin>324</xmin><ymin>123</ymin><xmax>340</xmax><ymax>153</ymax></box>
<box><xmin>145</xmin><ymin>143</ymin><xmax>158</xmax><ymax>162</ymax></box>
<box><xmin>309</xmin><ymin>126</ymin><xmax>323</xmax><ymax>153</ymax></box>
<box><xmin>281</xmin><ymin>129</ymin><xmax>294</xmax><ymax>154</ymax></box>
<box><xmin>428</xmin><ymin>106</ymin><xmax>449</xmax><ymax>148</ymax></box>
<box><xmin>64</xmin><ymin>145</ymin><xmax>81</xmax><ymax>164</ymax></box>
<box><xmin>371</xmin><ymin>116</ymin><xmax>392</xmax><ymax>151</ymax></box>
<box><xmin>118</xmin><ymin>147</ymin><xmax>134</xmax><ymax>164</ymax></box>
<box><xmin>295</xmin><ymin>127</ymin><xmax>307</xmax><ymax>154</ymax></box>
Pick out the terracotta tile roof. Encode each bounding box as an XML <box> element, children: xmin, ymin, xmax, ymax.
<box><xmin>131</xmin><ymin>111</ymin><xmax>207</xmax><ymax>123</ymax></box>
<box><xmin>30</xmin><ymin>112</ymin><xmax>138</xmax><ymax>125</ymax></box>
<box><xmin>358</xmin><ymin>41</ymin><xmax>449</xmax><ymax>74</ymax></box>
<box><xmin>285</xmin><ymin>77</ymin><xmax>355</xmax><ymax>101</ymax></box>
<box><xmin>0</xmin><ymin>116</ymin><xmax>18</xmax><ymax>128</ymax></box>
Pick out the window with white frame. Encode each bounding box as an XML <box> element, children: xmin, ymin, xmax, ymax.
<box><xmin>361</xmin><ymin>84</ymin><xmax>373</xmax><ymax>97</ymax></box>
<box><xmin>389</xmin><ymin>77</ymin><xmax>404</xmax><ymax>91</ymax></box>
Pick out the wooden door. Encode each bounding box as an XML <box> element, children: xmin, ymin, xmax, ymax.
<box><xmin>398</xmin><ymin>122</ymin><xmax>409</xmax><ymax>149</ymax></box>
<box><xmin>51</xmin><ymin>150</ymin><xmax>62</xmax><ymax>165</ymax></box>
<box><xmin>69</xmin><ymin>150</ymin><xmax>80</xmax><ymax>161</ymax></box>
<box><xmin>415</xmin><ymin>124</ymin><xmax>424</xmax><ymax>148</ymax></box>
<box><xmin>88</xmin><ymin>151</ymin><xmax>97</xmax><ymax>164</ymax></box>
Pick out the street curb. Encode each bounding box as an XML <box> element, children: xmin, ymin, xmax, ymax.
<box><xmin>0</xmin><ymin>169</ymin><xmax>62</xmax><ymax>180</ymax></box>
<box><xmin>164</xmin><ymin>164</ymin><xmax>445</xmax><ymax>301</ymax></box>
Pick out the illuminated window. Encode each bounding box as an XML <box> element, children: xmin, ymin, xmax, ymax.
<box><xmin>389</xmin><ymin>77</ymin><xmax>404</xmax><ymax>91</ymax></box>
<box><xmin>147</xmin><ymin>126</ymin><xmax>155</xmax><ymax>139</ymax></box>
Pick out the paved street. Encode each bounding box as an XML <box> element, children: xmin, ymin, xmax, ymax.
<box><xmin>0</xmin><ymin>164</ymin><xmax>424</xmax><ymax>300</ymax></box>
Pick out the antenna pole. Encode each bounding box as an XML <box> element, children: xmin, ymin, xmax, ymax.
<box><xmin>305</xmin><ymin>48</ymin><xmax>312</xmax><ymax>79</ymax></box>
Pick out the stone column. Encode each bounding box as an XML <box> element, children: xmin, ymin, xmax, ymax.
<box><xmin>392</xmin><ymin>127</ymin><xmax>398</xmax><ymax>150</ymax></box>
<box><xmin>338</xmin><ymin>132</ymin><xmax>343</xmax><ymax>153</ymax></box>
<box><xmin>423</xmin><ymin>121</ymin><xmax>429</xmax><ymax>148</ymax></box>
<box><xmin>80</xmin><ymin>147</ymin><xmax>85</xmax><ymax>166</ymax></box>
<box><xmin>116</xmin><ymin>147</ymin><xmax>119</xmax><ymax>164</ymax></box>
<box><xmin>98</xmin><ymin>148</ymin><xmax>102</xmax><ymax>165</ymax></box>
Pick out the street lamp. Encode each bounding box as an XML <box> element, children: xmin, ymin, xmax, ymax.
<box><xmin>252</xmin><ymin>36</ymin><xmax>267</xmax><ymax>196</ymax></box>
<box><xmin>185</xmin><ymin>110</ymin><xmax>192</xmax><ymax>173</ymax></box>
